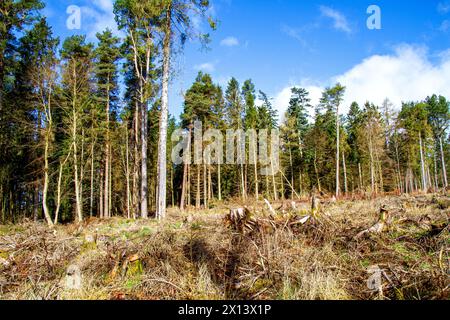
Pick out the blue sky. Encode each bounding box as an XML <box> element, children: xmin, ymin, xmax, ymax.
<box><xmin>43</xmin><ymin>0</ymin><xmax>450</xmax><ymax>118</ymax></box>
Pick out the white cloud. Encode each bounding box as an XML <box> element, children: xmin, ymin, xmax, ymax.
<box><xmin>320</xmin><ymin>6</ymin><xmax>352</xmax><ymax>34</ymax></box>
<box><xmin>81</xmin><ymin>0</ymin><xmax>123</xmax><ymax>40</ymax></box>
<box><xmin>220</xmin><ymin>36</ymin><xmax>239</xmax><ymax>47</ymax></box>
<box><xmin>273</xmin><ymin>45</ymin><xmax>450</xmax><ymax>120</ymax></box>
<box><xmin>194</xmin><ymin>62</ymin><xmax>216</xmax><ymax>73</ymax></box>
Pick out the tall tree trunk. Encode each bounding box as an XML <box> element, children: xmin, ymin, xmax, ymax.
<box><xmin>187</xmin><ymin>162</ymin><xmax>191</xmax><ymax>207</ymax></box>
<box><xmin>218</xmin><ymin>163</ymin><xmax>222</xmax><ymax>201</ymax></box>
<box><xmin>71</xmin><ymin>63</ymin><xmax>83</xmax><ymax>223</ymax></box>
<box><xmin>109</xmin><ymin>152</ymin><xmax>112</xmax><ymax>216</ymax></box>
<box><xmin>133</xmin><ymin>101</ymin><xmax>140</xmax><ymax>219</ymax></box>
<box><xmin>336</xmin><ymin>108</ymin><xmax>340</xmax><ymax>198</ymax></box>
<box><xmin>99</xmin><ymin>173</ymin><xmax>103</xmax><ymax>219</ymax></box>
<box><xmin>289</xmin><ymin>147</ymin><xmax>294</xmax><ymax>200</ymax></box>
<box><xmin>433</xmin><ymin>150</ymin><xmax>439</xmax><ymax>190</ymax></box>
<box><xmin>42</xmin><ymin>128</ymin><xmax>53</xmax><ymax>226</ymax></box>
<box><xmin>394</xmin><ymin>138</ymin><xmax>403</xmax><ymax>193</ymax></box>
<box><xmin>419</xmin><ymin>132</ymin><xmax>427</xmax><ymax>191</ymax></box>
<box><xmin>439</xmin><ymin>137</ymin><xmax>448</xmax><ymax>188</ymax></box>
<box><xmin>104</xmin><ymin>88</ymin><xmax>110</xmax><ymax>219</ymax></box>
<box><xmin>125</xmin><ymin>122</ymin><xmax>131</xmax><ymax>219</ymax></box>
<box><xmin>141</xmin><ymin>99</ymin><xmax>148</xmax><ymax>218</ymax></box>
<box><xmin>254</xmin><ymin>148</ymin><xmax>259</xmax><ymax>200</ymax></box>
<box><xmin>54</xmin><ymin>152</ymin><xmax>70</xmax><ymax>225</ymax></box>
<box><xmin>369</xmin><ymin>135</ymin><xmax>375</xmax><ymax>194</ymax></box>
<box><xmin>240</xmin><ymin>164</ymin><xmax>246</xmax><ymax>200</ymax></box>
<box><xmin>271</xmin><ymin>157</ymin><xmax>278</xmax><ymax>201</ymax></box>
<box><xmin>358</xmin><ymin>162</ymin><xmax>363</xmax><ymax>192</ymax></box>
<box><xmin>156</xmin><ymin>8</ymin><xmax>172</xmax><ymax>220</ymax></box>
<box><xmin>203</xmin><ymin>163</ymin><xmax>207</xmax><ymax>208</ymax></box>
<box><xmin>180</xmin><ymin>126</ymin><xmax>191</xmax><ymax>211</ymax></box>
<box><xmin>208</xmin><ymin>165</ymin><xmax>212</xmax><ymax>201</ymax></box>
<box><xmin>342</xmin><ymin>150</ymin><xmax>348</xmax><ymax>195</ymax></box>
<box><xmin>314</xmin><ymin>149</ymin><xmax>321</xmax><ymax>192</ymax></box>
<box><xmin>90</xmin><ymin>142</ymin><xmax>95</xmax><ymax>218</ymax></box>
<box><xmin>196</xmin><ymin>165</ymin><xmax>201</xmax><ymax>209</ymax></box>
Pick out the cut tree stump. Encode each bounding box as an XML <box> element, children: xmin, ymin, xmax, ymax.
<box><xmin>355</xmin><ymin>206</ymin><xmax>390</xmax><ymax>239</ymax></box>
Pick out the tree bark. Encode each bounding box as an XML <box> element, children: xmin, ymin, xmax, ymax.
<box><xmin>439</xmin><ymin>137</ymin><xmax>448</xmax><ymax>188</ymax></box>
<box><xmin>125</xmin><ymin>122</ymin><xmax>131</xmax><ymax>219</ymax></box>
<box><xmin>218</xmin><ymin>163</ymin><xmax>222</xmax><ymax>201</ymax></box>
<box><xmin>336</xmin><ymin>107</ymin><xmax>340</xmax><ymax>198</ymax></box>
<box><xmin>104</xmin><ymin>85</ymin><xmax>110</xmax><ymax>219</ymax></box>
<box><xmin>419</xmin><ymin>132</ymin><xmax>427</xmax><ymax>191</ymax></box>
<box><xmin>342</xmin><ymin>150</ymin><xmax>348</xmax><ymax>195</ymax></box>
<box><xmin>141</xmin><ymin>98</ymin><xmax>148</xmax><ymax>218</ymax></box>
<box><xmin>42</xmin><ymin>121</ymin><xmax>53</xmax><ymax>227</ymax></box>
<box><xmin>90</xmin><ymin>141</ymin><xmax>95</xmax><ymax>218</ymax></box>
<box><xmin>156</xmin><ymin>8</ymin><xmax>172</xmax><ymax>220</ymax></box>
<box><xmin>181</xmin><ymin>125</ymin><xmax>192</xmax><ymax>210</ymax></box>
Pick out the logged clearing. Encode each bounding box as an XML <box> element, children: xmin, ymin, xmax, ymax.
<box><xmin>0</xmin><ymin>194</ymin><xmax>449</xmax><ymax>300</ymax></box>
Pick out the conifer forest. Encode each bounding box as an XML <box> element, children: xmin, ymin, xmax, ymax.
<box><xmin>0</xmin><ymin>0</ymin><xmax>448</xmax><ymax>301</ymax></box>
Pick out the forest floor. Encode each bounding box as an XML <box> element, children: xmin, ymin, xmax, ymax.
<box><xmin>0</xmin><ymin>193</ymin><xmax>449</xmax><ymax>300</ymax></box>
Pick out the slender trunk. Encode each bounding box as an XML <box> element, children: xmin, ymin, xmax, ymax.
<box><xmin>254</xmin><ymin>146</ymin><xmax>259</xmax><ymax>200</ymax></box>
<box><xmin>271</xmin><ymin>157</ymin><xmax>278</xmax><ymax>201</ymax></box>
<box><xmin>433</xmin><ymin>150</ymin><xmax>439</xmax><ymax>190</ymax></box>
<box><xmin>90</xmin><ymin>142</ymin><xmax>94</xmax><ymax>218</ymax></box>
<box><xmin>180</xmin><ymin>126</ymin><xmax>191</xmax><ymax>210</ymax></box>
<box><xmin>314</xmin><ymin>149</ymin><xmax>321</xmax><ymax>192</ymax></box>
<box><xmin>358</xmin><ymin>162</ymin><xmax>363</xmax><ymax>192</ymax></box>
<box><xmin>180</xmin><ymin>162</ymin><xmax>188</xmax><ymax>210</ymax></box>
<box><xmin>419</xmin><ymin>132</ymin><xmax>427</xmax><ymax>191</ymax></box>
<box><xmin>54</xmin><ymin>152</ymin><xmax>70</xmax><ymax>225</ymax></box>
<box><xmin>203</xmin><ymin>163</ymin><xmax>207</xmax><ymax>208</ymax></box>
<box><xmin>133</xmin><ymin>101</ymin><xmax>140</xmax><ymax>218</ymax></box>
<box><xmin>141</xmin><ymin>98</ymin><xmax>148</xmax><ymax>218</ymax></box>
<box><xmin>342</xmin><ymin>150</ymin><xmax>348</xmax><ymax>195</ymax></box>
<box><xmin>394</xmin><ymin>137</ymin><xmax>403</xmax><ymax>193</ymax></box>
<box><xmin>439</xmin><ymin>137</ymin><xmax>448</xmax><ymax>188</ymax></box>
<box><xmin>336</xmin><ymin>108</ymin><xmax>340</xmax><ymax>198</ymax></box>
<box><xmin>196</xmin><ymin>165</ymin><xmax>201</xmax><ymax>209</ymax></box>
<box><xmin>369</xmin><ymin>134</ymin><xmax>375</xmax><ymax>194</ymax></box>
<box><xmin>109</xmin><ymin>151</ymin><xmax>112</xmax><ymax>216</ymax></box>
<box><xmin>99</xmin><ymin>173</ymin><xmax>103</xmax><ymax>219</ymax></box>
<box><xmin>71</xmin><ymin>63</ymin><xmax>83</xmax><ymax>223</ymax></box>
<box><xmin>125</xmin><ymin>122</ymin><xmax>131</xmax><ymax>219</ymax></box>
<box><xmin>289</xmin><ymin>147</ymin><xmax>294</xmax><ymax>200</ymax></box>
<box><xmin>171</xmin><ymin>162</ymin><xmax>175</xmax><ymax>207</ymax></box>
<box><xmin>240</xmin><ymin>164</ymin><xmax>246</xmax><ymax>200</ymax></box>
<box><xmin>156</xmin><ymin>8</ymin><xmax>172</xmax><ymax>220</ymax></box>
<box><xmin>104</xmin><ymin>87</ymin><xmax>110</xmax><ymax>219</ymax></box>
<box><xmin>42</xmin><ymin>128</ymin><xmax>53</xmax><ymax>226</ymax></box>
<box><xmin>187</xmin><ymin>162</ymin><xmax>191</xmax><ymax>207</ymax></box>
<box><xmin>375</xmin><ymin>152</ymin><xmax>384</xmax><ymax>193</ymax></box>
<box><xmin>208</xmin><ymin>165</ymin><xmax>212</xmax><ymax>201</ymax></box>
<box><xmin>218</xmin><ymin>163</ymin><xmax>222</xmax><ymax>201</ymax></box>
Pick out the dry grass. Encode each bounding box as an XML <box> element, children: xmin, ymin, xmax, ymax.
<box><xmin>0</xmin><ymin>193</ymin><xmax>448</xmax><ymax>300</ymax></box>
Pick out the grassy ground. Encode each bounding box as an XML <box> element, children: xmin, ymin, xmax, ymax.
<box><xmin>0</xmin><ymin>193</ymin><xmax>448</xmax><ymax>300</ymax></box>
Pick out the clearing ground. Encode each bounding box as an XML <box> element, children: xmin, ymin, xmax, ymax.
<box><xmin>0</xmin><ymin>193</ymin><xmax>449</xmax><ymax>300</ymax></box>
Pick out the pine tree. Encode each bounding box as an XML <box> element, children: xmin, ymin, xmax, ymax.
<box><xmin>94</xmin><ymin>29</ymin><xmax>121</xmax><ymax>219</ymax></box>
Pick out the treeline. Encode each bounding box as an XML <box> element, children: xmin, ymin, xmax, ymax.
<box><xmin>0</xmin><ymin>1</ymin><xmax>449</xmax><ymax>225</ymax></box>
<box><xmin>179</xmin><ymin>74</ymin><xmax>449</xmax><ymax>210</ymax></box>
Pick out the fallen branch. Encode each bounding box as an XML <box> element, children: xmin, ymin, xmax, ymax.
<box><xmin>264</xmin><ymin>199</ymin><xmax>277</xmax><ymax>216</ymax></box>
